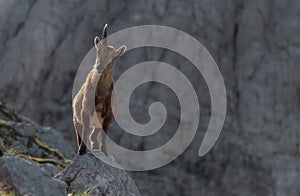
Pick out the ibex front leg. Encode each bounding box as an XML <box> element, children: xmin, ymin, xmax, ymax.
<box><xmin>90</xmin><ymin>127</ymin><xmax>102</xmax><ymax>150</ymax></box>
<box><xmin>101</xmin><ymin>117</ymin><xmax>113</xmax><ymax>155</ymax></box>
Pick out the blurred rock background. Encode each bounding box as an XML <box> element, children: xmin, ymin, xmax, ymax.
<box><xmin>0</xmin><ymin>0</ymin><xmax>299</xmax><ymax>195</ymax></box>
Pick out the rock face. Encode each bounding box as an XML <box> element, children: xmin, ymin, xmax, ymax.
<box><xmin>0</xmin><ymin>102</ymin><xmax>139</xmax><ymax>195</ymax></box>
<box><xmin>57</xmin><ymin>153</ymin><xmax>141</xmax><ymax>196</ymax></box>
<box><xmin>0</xmin><ymin>155</ymin><xmax>66</xmax><ymax>196</ymax></box>
<box><xmin>0</xmin><ymin>102</ymin><xmax>70</xmax><ymax>195</ymax></box>
<box><xmin>0</xmin><ymin>153</ymin><xmax>140</xmax><ymax>196</ymax></box>
<box><xmin>1</xmin><ymin>0</ymin><xmax>300</xmax><ymax>195</ymax></box>
<box><xmin>0</xmin><ymin>101</ymin><xmax>74</xmax><ymax>170</ymax></box>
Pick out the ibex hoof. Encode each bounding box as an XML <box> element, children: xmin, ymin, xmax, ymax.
<box><xmin>91</xmin><ymin>143</ymin><xmax>99</xmax><ymax>151</ymax></box>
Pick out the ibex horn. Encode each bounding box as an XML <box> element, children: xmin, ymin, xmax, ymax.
<box><xmin>102</xmin><ymin>24</ymin><xmax>108</xmax><ymax>45</ymax></box>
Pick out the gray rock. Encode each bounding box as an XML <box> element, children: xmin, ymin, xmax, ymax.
<box><xmin>35</xmin><ymin>125</ymin><xmax>76</xmax><ymax>159</ymax></box>
<box><xmin>9</xmin><ymin>119</ymin><xmax>76</xmax><ymax>159</ymax></box>
<box><xmin>56</xmin><ymin>153</ymin><xmax>141</xmax><ymax>196</ymax></box>
<box><xmin>0</xmin><ymin>102</ymin><xmax>75</xmax><ymax>164</ymax></box>
<box><xmin>41</xmin><ymin>163</ymin><xmax>61</xmax><ymax>177</ymax></box>
<box><xmin>0</xmin><ymin>155</ymin><xmax>66</xmax><ymax>196</ymax></box>
<box><xmin>0</xmin><ymin>104</ymin><xmax>141</xmax><ymax>195</ymax></box>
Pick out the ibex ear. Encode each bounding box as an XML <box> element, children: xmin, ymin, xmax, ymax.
<box><xmin>94</xmin><ymin>36</ymin><xmax>101</xmax><ymax>50</ymax></box>
<box><xmin>115</xmin><ymin>45</ymin><xmax>126</xmax><ymax>58</ymax></box>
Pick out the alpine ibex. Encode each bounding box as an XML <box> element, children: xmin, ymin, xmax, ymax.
<box><xmin>73</xmin><ymin>24</ymin><xmax>126</xmax><ymax>155</ymax></box>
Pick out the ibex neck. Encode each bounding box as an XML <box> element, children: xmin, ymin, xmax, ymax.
<box><xmin>101</xmin><ymin>69</ymin><xmax>113</xmax><ymax>81</ymax></box>
<box><xmin>92</xmin><ymin>67</ymin><xmax>113</xmax><ymax>83</ymax></box>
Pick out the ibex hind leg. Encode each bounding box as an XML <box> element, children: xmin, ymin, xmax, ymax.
<box><xmin>79</xmin><ymin>112</ymin><xmax>90</xmax><ymax>155</ymax></box>
<box><xmin>74</xmin><ymin>120</ymin><xmax>86</xmax><ymax>155</ymax></box>
<box><xmin>78</xmin><ymin>132</ymin><xmax>87</xmax><ymax>155</ymax></box>
<box><xmin>74</xmin><ymin>120</ymin><xmax>81</xmax><ymax>148</ymax></box>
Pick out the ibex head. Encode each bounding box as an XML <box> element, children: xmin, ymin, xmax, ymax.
<box><xmin>94</xmin><ymin>24</ymin><xmax>126</xmax><ymax>73</ymax></box>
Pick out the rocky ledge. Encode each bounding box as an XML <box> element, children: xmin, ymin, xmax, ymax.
<box><xmin>0</xmin><ymin>101</ymin><xmax>140</xmax><ymax>196</ymax></box>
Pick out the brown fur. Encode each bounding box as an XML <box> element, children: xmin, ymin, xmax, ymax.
<box><xmin>72</xmin><ymin>24</ymin><xmax>126</xmax><ymax>155</ymax></box>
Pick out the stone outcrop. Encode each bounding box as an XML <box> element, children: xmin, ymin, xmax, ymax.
<box><xmin>0</xmin><ymin>102</ymin><xmax>139</xmax><ymax>195</ymax></box>
<box><xmin>56</xmin><ymin>153</ymin><xmax>141</xmax><ymax>196</ymax></box>
<box><xmin>0</xmin><ymin>155</ymin><xmax>66</xmax><ymax>196</ymax></box>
